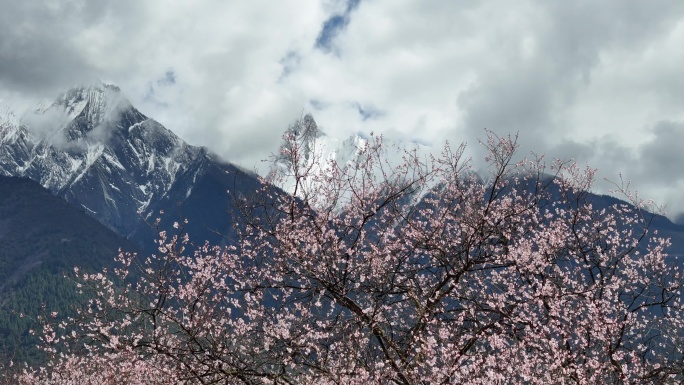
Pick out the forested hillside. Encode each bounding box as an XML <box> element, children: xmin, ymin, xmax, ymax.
<box><xmin>0</xmin><ymin>175</ymin><xmax>138</xmax><ymax>364</ymax></box>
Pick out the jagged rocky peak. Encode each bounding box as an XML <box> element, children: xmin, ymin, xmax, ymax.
<box><xmin>8</xmin><ymin>83</ymin><xmax>117</xmax><ymax>145</ymax></box>
<box><xmin>36</xmin><ymin>82</ymin><xmax>131</xmax><ymax>141</ymax></box>
<box><xmin>287</xmin><ymin>113</ymin><xmax>322</xmax><ymax>141</ymax></box>
<box><xmin>0</xmin><ymin>104</ymin><xmax>19</xmax><ymax>128</ymax></box>
<box><xmin>52</xmin><ymin>82</ymin><xmax>127</xmax><ymax>121</ymax></box>
<box><xmin>20</xmin><ymin>81</ymin><xmax>181</xmax><ymax>150</ymax></box>
<box><xmin>269</xmin><ymin>113</ymin><xmax>434</xmax><ymax>200</ymax></box>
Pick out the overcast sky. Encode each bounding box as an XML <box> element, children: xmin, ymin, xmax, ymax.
<box><xmin>2</xmin><ymin>0</ymin><xmax>684</xmax><ymax>217</ymax></box>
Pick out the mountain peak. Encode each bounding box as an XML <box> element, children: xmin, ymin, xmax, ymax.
<box><xmin>0</xmin><ymin>83</ymin><xmax>208</xmax><ymax>236</ymax></box>
<box><xmin>269</xmin><ymin>115</ymin><xmax>434</xmax><ymax>202</ymax></box>
<box><xmin>50</xmin><ymin>82</ymin><xmax>129</xmax><ymax>127</ymax></box>
<box><xmin>287</xmin><ymin>113</ymin><xmax>323</xmax><ymax>141</ymax></box>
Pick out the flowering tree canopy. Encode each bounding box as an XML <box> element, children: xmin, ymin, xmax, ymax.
<box><xmin>11</xmin><ymin>129</ymin><xmax>684</xmax><ymax>384</ymax></box>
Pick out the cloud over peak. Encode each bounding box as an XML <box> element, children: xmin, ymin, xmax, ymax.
<box><xmin>2</xmin><ymin>0</ymin><xmax>684</xmax><ymax>215</ymax></box>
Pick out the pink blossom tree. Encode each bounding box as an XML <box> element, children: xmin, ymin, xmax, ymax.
<box><xmin>13</xmin><ymin>128</ymin><xmax>684</xmax><ymax>384</ymax></box>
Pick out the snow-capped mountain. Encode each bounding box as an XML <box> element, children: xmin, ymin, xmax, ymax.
<box><xmin>0</xmin><ymin>83</ymin><xmax>257</xmax><ymax>245</ymax></box>
<box><xmin>268</xmin><ymin>114</ymin><xmax>433</xmax><ymax>202</ymax></box>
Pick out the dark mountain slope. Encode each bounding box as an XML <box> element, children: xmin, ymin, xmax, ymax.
<box><xmin>0</xmin><ymin>175</ymin><xmax>138</xmax><ymax>363</ymax></box>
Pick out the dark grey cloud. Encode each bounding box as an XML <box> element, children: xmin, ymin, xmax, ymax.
<box><xmin>586</xmin><ymin>121</ymin><xmax>684</xmax><ymax>217</ymax></box>
<box><xmin>549</xmin><ymin>140</ymin><xmax>596</xmax><ymax>163</ymax></box>
<box><xmin>455</xmin><ymin>0</ymin><xmax>684</xmax><ymax>170</ymax></box>
<box><xmin>0</xmin><ymin>1</ymin><xmax>118</xmax><ymax>96</ymax></box>
<box><xmin>536</xmin><ymin>120</ymin><xmax>684</xmax><ymax>217</ymax></box>
<box><xmin>636</xmin><ymin>121</ymin><xmax>684</xmax><ymax>183</ymax></box>
<box><xmin>458</xmin><ymin>67</ymin><xmax>557</xmax><ymax>153</ymax></box>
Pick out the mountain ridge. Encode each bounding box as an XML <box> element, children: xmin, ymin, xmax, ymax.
<box><xmin>0</xmin><ymin>82</ymin><xmax>281</xmax><ymax>254</ymax></box>
<box><xmin>0</xmin><ymin>83</ymin><xmax>238</xmax><ymax>243</ymax></box>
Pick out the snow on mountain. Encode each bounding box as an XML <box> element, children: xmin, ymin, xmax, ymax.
<box><xmin>0</xmin><ymin>104</ymin><xmax>19</xmax><ymax>129</ymax></box>
<box><xmin>268</xmin><ymin>114</ymin><xmax>434</xmax><ymax>205</ymax></box>
<box><xmin>1</xmin><ymin>84</ymin><xmax>434</xmax><ymax>246</ymax></box>
<box><xmin>0</xmin><ymin>82</ymin><xmax>213</xmax><ymax>237</ymax></box>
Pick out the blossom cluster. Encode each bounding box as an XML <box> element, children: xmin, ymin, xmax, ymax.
<box><xmin>11</xmin><ymin>131</ymin><xmax>684</xmax><ymax>384</ymax></box>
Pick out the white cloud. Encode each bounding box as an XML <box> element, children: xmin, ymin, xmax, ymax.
<box><xmin>2</xmin><ymin>0</ymin><xmax>684</xmax><ymax>214</ymax></box>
